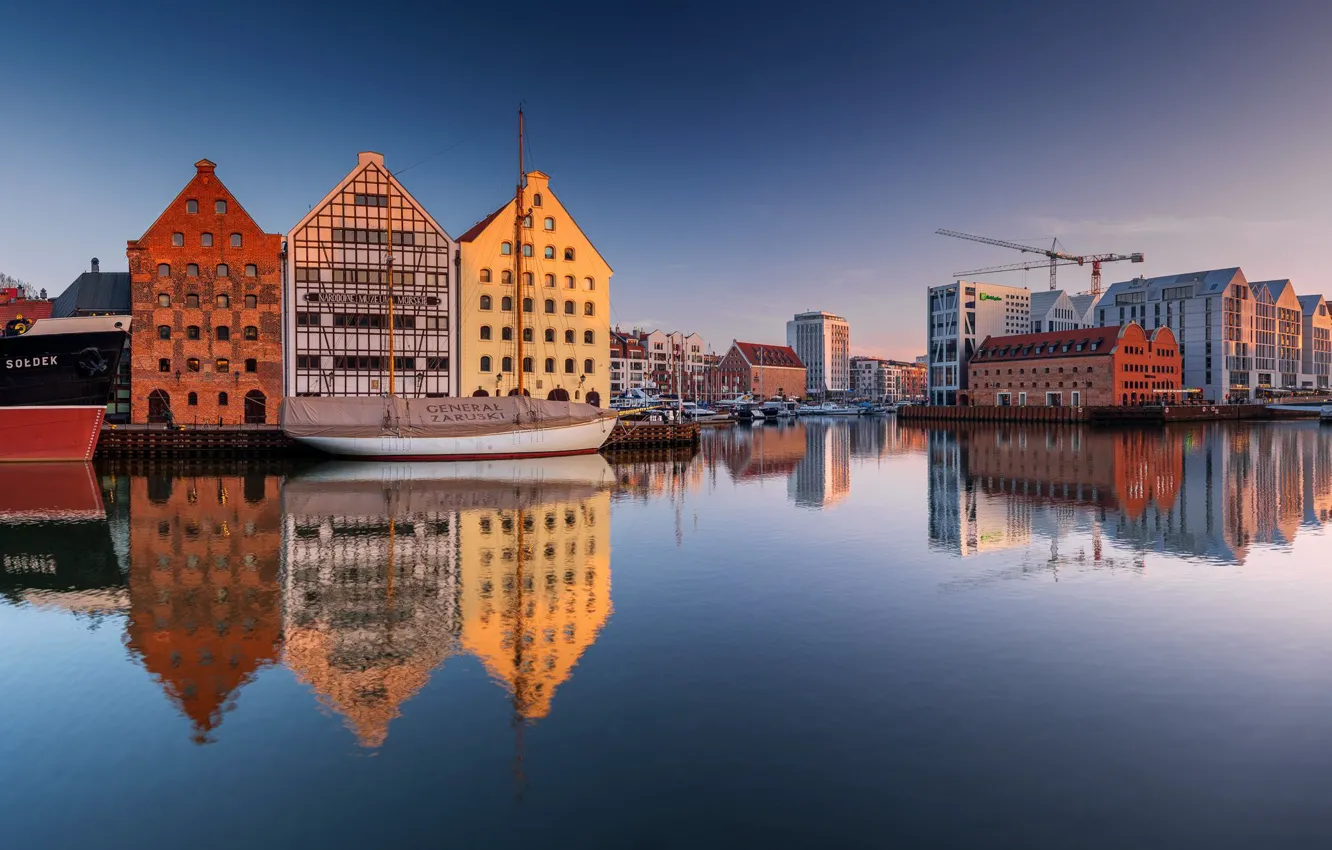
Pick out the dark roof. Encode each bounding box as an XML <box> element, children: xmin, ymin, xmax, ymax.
<box><xmin>457</xmin><ymin>202</ymin><xmax>510</xmax><ymax>243</ymax></box>
<box><xmin>733</xmin><ymin>342</ymin><xmax>804</xmax><ymax>369</ymax></box>
<box><xmin>50</xmin><ymin>272</ymin><xmax>132</xmax><ymax>318</ymax></box>
<box><xmin>972</xmin><ymin>326</ymin><xmax>1122</xmax><ymax>363</ymax></box>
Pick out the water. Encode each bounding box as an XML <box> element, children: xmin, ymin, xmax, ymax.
<box><xmin>3</xmin><ymin>419</ymin><xmax>1332</xmax><ymax>849</ymax></box>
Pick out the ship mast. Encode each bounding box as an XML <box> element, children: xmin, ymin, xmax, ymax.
<box><xmin>514</xmin><ymin>108</ymin><xmax>526</xmax><ymax>397</ymax></box>
<box><xmin>386</xmin><ymin>169</ymin><xmax>396</xmax><ymax>396</ymax></box>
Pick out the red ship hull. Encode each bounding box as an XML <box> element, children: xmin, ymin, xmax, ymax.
<box><xmin>0</xmin><ymin>406</ymin><xmax>106</xmax><ymax>462</ymax></box>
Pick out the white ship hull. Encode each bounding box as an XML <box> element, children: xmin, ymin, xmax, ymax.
<box><xmin>290</xmin><ymin>415</ymin><xmax>615</xmax><ymax>460</ymax></box>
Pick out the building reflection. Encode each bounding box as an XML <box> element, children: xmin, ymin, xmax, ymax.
<box><xmin>927</xmin><ymin>422</ymin><xmax>1332</xmax><ymax>564</ymax></box>
<box><xmin>124</xmin><ymin>469</ymin><xmax>283</xmax><ymax>744</ymax></box>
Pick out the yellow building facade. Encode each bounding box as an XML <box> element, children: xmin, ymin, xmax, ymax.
<box><xmin>457</xmin><ymin>171</ymin><xmax>612</xmax><ymax>404</ymax></box>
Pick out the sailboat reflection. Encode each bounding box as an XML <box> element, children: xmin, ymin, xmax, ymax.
<box><xmin>282</xmin><ymin>455</ymin><xmax>614</xmax><ymax>746</ymax></box>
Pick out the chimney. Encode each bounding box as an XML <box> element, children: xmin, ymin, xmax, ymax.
<box><xmin>91</xmin><ymin>257</ymin><xmax>100</xmax><ymax>273</ymax></box>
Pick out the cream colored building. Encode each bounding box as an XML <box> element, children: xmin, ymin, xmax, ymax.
<box><xmin>457</xmin><ymin>171</ymin><xmax>612</xmax><ymax>404</ymax></box>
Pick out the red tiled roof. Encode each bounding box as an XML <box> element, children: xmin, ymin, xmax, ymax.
<box><xmin>734</xmin><ymin>342</ymin><xmax>804</xmax><ymax>368</ymax></box>
<box><xmin>973</xmin><ymin>326</ymin><xmax>1122</xmax><ymax>363</ymax></box>
<box><xmin>0</xmin><ymin>300</ymin><xmax>54</xmax><ymax>325</ymax></box>
<box><xmin>457</xmin><ymin>202</ymin><xmax>510</xmax><ymax>243</ymax></box>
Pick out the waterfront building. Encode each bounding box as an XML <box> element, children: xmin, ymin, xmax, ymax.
<box><xmin>636</xmin><ymin>329</ymin><xmax>709</xmax><ymax>398</ymax></box>
<box><xmin>787</xmin><ymin>311</ymin><xmax>850</xmax><ymax>397</ymax></box>
<box><xmin>1070</xmin><ymin>293</ymin><xmax>1102</xmax><ymax>327</ymax></box>
<box><xmin>51</xmin><ymin>258</ymin><xmax>133</xmax><ymax>421</ymax></box>
<box><xmin>609</xmin><ymin>327</ymin><xmax>647</xmax><ymax>396</ymax></box>
<box><xmin>285</xmin><ymin>152</ymin><xmax>455</xmax><ymax>399</ymax></box>
<box><xmin>716</xmin><ymin>340</ymin><xmax>806</xmax><ymax>400</ymax></box>
<box><xmin>969</xmin><ymin>323</ymin><xmax>1181</xmax><ymax>407</ymax></box>
<box><xmin>850</xmin><ymin>356</ymin><xmax>889</xmax><ymax>401</ymax></box>
<box><xmin>1029</xmin><ymin>290</ymin><xmax>1087</xmax><ymax>333</ymax></box>
<box><xmin>127</xmin><ymin>160</ymin><xmax>283</xmax><ymax>425</ymax></box>
<box><xmin>926</xmin><ymin>280</ymin><xmax>1031</xmax><ymax>406</ymax></box>
<box><xmin>457</xmin><ymin>170</ymin><xmax>610</xmax><ymax>404</ymax></box>
<box><xmin>1248</xmin><ymin>280</ymin><xmax>1303</xmax><ymax>390</ymax></box>
<box><xmin>887</xmin><ymin>358</ymin><xmax>928</xmax><ymax>403</ymax></box>
<box><xmin>1298</xmin><ymin>295</ymin><xmax>1332</xmax><ymax>389</ymax></box>
<box><xmin>1096</xmin><ymin>268</ymin><xmax>1254</xmax><ymax>402</ymax></box>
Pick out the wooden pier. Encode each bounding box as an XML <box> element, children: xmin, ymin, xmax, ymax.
<box><xmin>96</xmin><ymin>424</ymin><xmax>305</xmax><ymax>459</ymax></box>
<box><xmin>602</xmin><ymin>421</ymin><xmax>701</xmax><ymax>450</ymax></box>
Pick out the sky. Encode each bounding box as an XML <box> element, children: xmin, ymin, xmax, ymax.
<box><xmin>3</xmin><ymin>0</ymin><xmax>1332</xmax><ymax>359</ymax></box>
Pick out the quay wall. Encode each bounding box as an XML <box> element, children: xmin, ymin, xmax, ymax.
<box><xmin>899</xmin><ymin>404</ymin><xmax>1313</xmax><ymax>425</ymax></box>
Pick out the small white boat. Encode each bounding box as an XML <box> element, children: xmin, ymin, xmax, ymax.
<box><xmin>803</xmin><ymin>402</ymin><xmax>863</xmax><ymax>416</ymax></box>
<box><xmin>760</xmin><ymin>399</ymin><xmax>798</xmax><ymax>419</ymax></box>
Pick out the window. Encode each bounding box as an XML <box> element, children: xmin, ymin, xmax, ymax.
<box><xmin>584</xmin><ymin>277</ymin><xmax>595</xmax><ymax>291</ymax></box>
<box><xmin>522</xmin><ymin>243</ymin><xmax>533</xmax><ymax>257</ymax></box>
<box><xmin>216</xmin><ymin>293</ymin><xmax>230</xmax><ymax>308</ymax></box>
<box><xmin>187</xmin><ymin>392</ymin><xmax>198</xmax><ymax>406</ymax></box>
<box><xmin>480</xmin><ymin>295</ymin><xmax>492</xmax><ymax>310</ymax></box>
<box><xmin>583</xmin><ymin>359</ymin><xmax>594</xmax><ymax>374</ymax></box>
<box><xmin>523</xmin><ymin>297</ymin><xmax>533</xmax><ymax>313</ymax></box>
<box><xmin>158</xmin><ymin>358</ymin><xmax>171</xmax><ymax>372</ymax></box>
<box><xmin>187</xmin><ymin>325</ymin><xmax>201</xmax><ymax>340</ymax></box>
<box><xmin>564</xmin><ymin>358</ymin><xmax>575</xmax><ymax>374</ymax></box>
<box><xmin>521</xmin><ymin>272</ymin><xmax>533</xmax><ymax>286</ymax></box>
<box><xmin>533</xmin><ymin>192</ymin><xmax>543</xmax><ymax>207</ymax></box>
<box><xmin>501</xmin><ymin>242</ymin><xmax>513</xmax><ymax>255</ymax></box>
<box><xmin>544</xmin><ymin>274</ymin><xmax>555</xmax><ymax>288</ymax></box>
<box><xmin>564</xmin><ymin>300</ymin><xmax>575</xmax><ymax>315</ymax></box>
<box><xmin>545</xmin><ymin>357</ymin><xmax>555</xmax><ymax>373</ymax></box>
<box><xmin>501</xmin><ymin>356</ymin><xmax>513</xmax><ymax>373</ymax></box>
<box><xmin>544</xmin><ymin>299</ymin><xmax>555</xmax><ymax>314</ymax></box>
<box><xmin>501</xmin><ymin>296</ymin><xmax>513</xmax><ymax>311</ymax></box>
<box><xmin>584</xmin><ymin>301</ymin><xmax>595</xmax><ymax>316</ymax></box>
<box><xmin>523</xmin><ymin>357</ymin><xmax>534</xmax><ymax>373</ymax></box>
<box><xmin>215</xmin><ymin>200</ymin><xmax>226</xmax><ymax>214</ymax></box>
<box><xmin>230</xmin><ymin>233</ymin><xmax>242</xmax><ymax>247</ymax></box>
<box><xmin>501</xmin><ymin>270</ymin><xmax>513</xmax><ymax>285</ymax></box>
<box><xmin>565</xmin><ymin>329</ymin><xmax>575</xmax><ymax>343</ymax></box>
<box><xmin>218</xmin><ymin>392</ymin><xmax>229</xmax><ymax>407</ymax></box>
<box><xmin>480</xmin><ymin>356</ymin><xmax>492</xmax><ymax>372</ymax></box>
<box><xmin>186</xmin><ymin>358</ymin><xmax>201</xmax><ymax>372</ymax></box>
<box><xmin>216</xmin><ymin>326</ymin><xmax>230</xmax><ymax>341</ymax></box>
<box><xmin>565</xmin><ymin>275</ymin><xmax>575</xmax><ymax>289</ymax></box>
<box><xmin>186</xmin><ymin>199</ymin><xmax>198</xmax><ymax>214</ymax></box>
<box><xmin>244</xmin><ymin>358</ymin><xmax>256</xmax><ymax>373</ymax></box>
<box><xmin>584</xmin><ymin>329</ymin><xmax>594</xmax><ymax>344</ymax></box>
<box><xmin>480</xmin><ymin>325</ymin><xmax>492</xmax><ymax>340</ymax></box>
<box><xmin>544</xmin><ymin>245</ymin><xmax>555</xmax><ymax>259</ymax></box>
<box><xmin>216</xmin><ymin>358</ymin><xmax>230</xmax><ymax>373</ymax></box>
<box><xmin>217</xmin><ymin>265</ymin><xmax>231</xmax><ymax>279</ymax></box>
<box><xmin>186</xmin><ymin>293</ymin><xmax>199</xmax><ymax>308</ymax></box>
<box><xmin>244</xmin><ymin>294</ymin><xmax>257</xmax><ymax>308</ymax></box>
<box><xmin>545</xmin><ymin>328</ymin><xmax>555</xmax><ymax>343</ymax></box>
<box><xmin>244</xmin><ymin>264</ymin><xmax>257</xmax><ymax>278</ymax></box>
<box><xmin>543</xmin><ymin>217</ymin><xmax>555</xmax><ymax>231</ymax></box>
<box><xmin>201</xmin><ymin>233</ymin><xmax>213</xmax><ymax>247</ymax></box>
<box><xmin>564</xmin><ymin>247</ymin><xmax>575</xmax><ymax>261</ymax></box>
<box><xmin>157</xmin><ymin>293</ymin><xmax>171</xmax><ymax>307</ymax></box>
<box><xmin>244</xmin><ymin>325</ymin><xmax>258</xmax><ymax>340</ymax></box>
<box><xmin>522</xmin><ymin>215</ymin><xmax>532</xmax><ymax>228</ymax></box>
<box><xmin>502</xmin><ymin>326</ymin><xmax>513</xmax><ymax>341</ymax></box>
<box><xmin>187</xmin><ymin>264</ymin><xmax>199</xmax><ymax>278</ymax></box>
<box><xmin>172</xmin><ymin>232</ymin><xmax>184</xmax><ymax>247</ymax></box>
<box><xmin>480</xmin><ymin>268</ymin><xmax>492</xmax><ymax>283</ymax></box>
<box><xmin>523</xmin><ymin>327</ymin><xmax>534</xmax><ymax>342</ymax></box>
<box><xmin>157</xmin><ymin>263</ymin><xmax>171</xmax><ymax>277</ymax></box>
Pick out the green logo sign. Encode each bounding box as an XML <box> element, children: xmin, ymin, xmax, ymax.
<box><xmin>978</xmin><ymin>293</ymin><xmax>1002</xmax><ymax>302</ymax></box>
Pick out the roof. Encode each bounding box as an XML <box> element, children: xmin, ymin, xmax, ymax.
<box><xmin>457</xmin><ymin>202</ymin><xmax>509</xmax><ymax>243</ymax></box>
<box><xmin>0</xmin><ymin>299</ymin><xmax>53</xmax><ymax>325</ymax></box>
<box><xmin>1101</xmin><ymin>268</ymin><xmax>1244</xmax><ymax>304</ymax></box>
<box><xmin>1028</xmin><ymin>290</ymin><xmax>1070</xmax><ymax>317</ymax></box>
<box><xmin>732</xmin><ymin>342</ymin><xmax>804</xmax><ymax>369</ymax></box>
<box><xmin>50</xmin><ymin>272</ymin><xmax>132</xmax><ymax>318</ymax></box>
<box><xmin>972</xmin><ymin>326</ymin><xmax>1122</xmax><ymax>362</ymax></box>
<box><xmin>1250</xmin><ymin>279</ymin><xmax>1298</xmax><ymax>305</ymax></box>
<box><xmin>1069</xmin><ymin>293</ymin><xmax>1100</xmax><ymax>319</ymax></box>
<box><xmin>1298</xmin><ymin>294</ymin><xmax>1328</xmax><ymax>315</ymax></box>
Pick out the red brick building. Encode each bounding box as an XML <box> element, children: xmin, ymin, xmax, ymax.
<box><xmin>968</xmin><ymin>323</ymin><xmax>1181</xmax><ymax>407</ymax></box>
<box><xmin>127</xmin><ymin>160</ymin><xmax>283</xmax><ymax>425</ymax></box>
<box><xmin>0</xmin><ymin>288</ymin><xmax>53</xmax><ymax>334</ymax></box>
<box><xmin>716</xmin><ymin>341</ymin><xmax>806</xmax><ymax>400</ymax></box>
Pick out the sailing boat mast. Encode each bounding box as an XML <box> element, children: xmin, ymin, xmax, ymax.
<box><xmin>514</xmin><ymin>108</ymin><xmax>526</xmax><ymax>397</ymax></box>
<box><xmin>386</xmin><ymin>170</ymin><xmax>396</xmax><ymax>396</ymax></box>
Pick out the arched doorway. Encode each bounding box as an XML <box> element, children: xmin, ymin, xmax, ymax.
<box><xmin>586</xmin><ymin>390</ymin><xmax>601</xmax><ymax>407</ymax></box>
<box><xmin>547</xmin><ymin>388</ymin><xmax>570</xmax><ymax>401</ymax></box>
<box><xmin>147</xmin><ymin>389</ymin><xmax>171</xmax><ymax>424</ymax></box>
<box><xmin>472</xmin><ymin>388</ymin><xmax>490</xmax><ymax>397</ymax></box>
<box><xmin>507</xmin><ymin>388</ymin><xmax>531</xmax><ymax>396</ymax></box>
<box><xmin>244</xmin><ymin>390</ymin><xmax>267</xmax><ymax>424</ymax></box>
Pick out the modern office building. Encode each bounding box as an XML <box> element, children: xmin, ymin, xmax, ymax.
<box><xmin>285</xmin><ymin>152</ymin><xmax>455</xmax><ymax>399</ymax></box>
<box><xmin>787</xmin><ymin>311</ymin><xmax>849</xmax><ymax>397</ymax></box>
<box><xmin>127</xmin><ymin>159</ymin><xmax>284</xmax><ymax>425</ymax></box>
<box><xmin>926</xmin><ymin>280</ymin><xmax>1031</xmax><ymax>406</ymax></box>
<box><xmin>1299</xmin><ymin>295</ymin><xmax>1332</xmax><ymax>389</ymax></box>
<box><xmin>457</xmin><ymin>170</ymin><xmax>610</xmax><ymax>404</ymax></box>
<box><xmin>1029</xmin><ymin>289</ymin><xmax>1086</xmax><ymax>333</ymax></box>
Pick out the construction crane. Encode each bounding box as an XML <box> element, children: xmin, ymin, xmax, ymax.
<box><xmin>936</xmin><ymin>229</ymin><xmax>1144</xmax><ymax>295</ymax></box>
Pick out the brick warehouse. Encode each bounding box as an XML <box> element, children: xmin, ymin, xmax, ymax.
<box><xmin>128</xmin><ymin>160</ymin><xmax>284</xmax><ymax>425</ymax></box>
<box><xmin>968</xmin><ymin>323</ymin><xmax>1182</xmax><ymax>407</ymax></box>
<box><xmin>716</xmin><ymin>341</ymin><xmax>806</xmax><ymax>400</ymax></box>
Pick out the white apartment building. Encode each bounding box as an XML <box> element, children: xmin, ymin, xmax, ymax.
<box><xmin>850</xmin><ymin>356</ymin><xmax>888</xmax><ymax>401</ymax></box>
<box><xmin>1029</xmin><ymin>290</ymin><xmax>1086</xmax><ymax>333</ymax></box>
<box><xmin>1299</xmin><ymin>295</ymin><xmax>1332</xmax><ymax>389</ymax></box>
<box><xmin>638</xmin><ymin>329</ymin><xmax>708</xmax><ymax>397</ymax></box>
<box><xmin>787</xmin><ymin>311</ymin><xmax>850</xmax><ymax>397</ymax></box>
<box><xmin>926</xmin><ymin>280</ymin><xmax>1031</xmax><ymax>406</ymax></box>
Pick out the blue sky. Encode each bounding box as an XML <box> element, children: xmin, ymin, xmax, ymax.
<box><xmin>3</xmin><ymin>0</ymin><xmax>1332</xmax><ymax>358</ymax></box>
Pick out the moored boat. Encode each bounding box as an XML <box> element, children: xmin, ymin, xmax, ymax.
<box><xmin>0</xmin><ymin>316</ymin><xmax>129</xmax><ymax>462</ymax></box>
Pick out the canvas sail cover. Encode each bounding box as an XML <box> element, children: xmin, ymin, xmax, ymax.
<box><xmin>281</xmin><ymin>395</ymin><xmax>613</xmax><ymax>439</ymax></box>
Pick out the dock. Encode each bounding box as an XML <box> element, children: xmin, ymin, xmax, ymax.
<box><xmin>603</xmin><ymin>421</ymin><xmax>701</xmax><ymax>450</ymax></box>
<box><xmin>898</xmin><ymin>404</ymin><xmax>1320</xmax><ymax>426</ymax></box>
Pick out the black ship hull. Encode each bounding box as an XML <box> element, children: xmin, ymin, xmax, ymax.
<box><xmin>0</xmin><ymin>328</ymin><xmax>127</xmax><ymax>408</ymax></box>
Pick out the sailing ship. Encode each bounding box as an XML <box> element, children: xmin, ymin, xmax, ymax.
<box><xmin>0</xmin><ymin>315</ymin><xmax>129</xmax><ymax>461</ymax></box>
<box><xmin>281</xmin><ymin>110</ymin><xmax>616</xmax><ymax>460</ymax></box>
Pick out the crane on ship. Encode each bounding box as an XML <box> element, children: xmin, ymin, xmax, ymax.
<box><xmin>936</xmin><ymin>229</ymin><xmax>1144</xmax><ymax>296</ymax></box>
